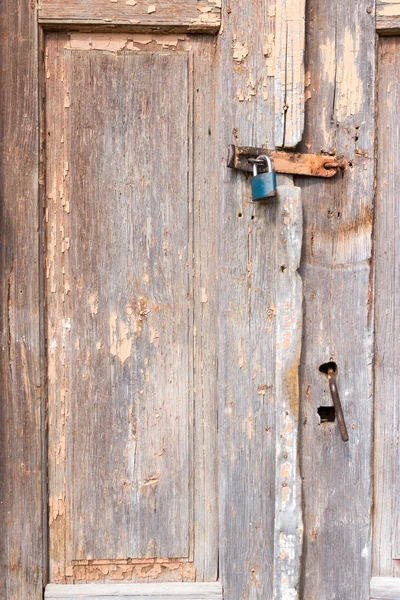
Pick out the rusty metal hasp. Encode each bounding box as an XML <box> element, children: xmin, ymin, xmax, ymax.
<box><xmin>227</xmin><ymin>145</ymin><xmax>347</xmax><ymax>178</ymax></box>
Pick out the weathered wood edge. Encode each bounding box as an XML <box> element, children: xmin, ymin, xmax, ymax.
<box><xmin>38</xmin><ymin>1</ymin><xmax>221</xmax><ymax>34</ymax></box>
<box><xmin>370</xmin><ymin>577</ymin><xmax>400</xmax><ymax>599</ymax></box>
<box><xmin>45</xmin><ymin>582</ymin><xmax>223</xmax><ymax>598</ymax></box>
<box><xmin>376</xmin><ymin>1</ymin><xmax>400</xmax><ymax>33</ymax></box>
<box><xmin>274</xmin><ymin>0</ymin><xmax>306</xmax><ymax>148</ymax></box>
<box><xmin>273</xmin><ymin>183</ymin><xmax>303</xmax><ymax>600</ymax></box>
<box><xmin>0</xmin><ymin>0</ymin><xmax>44</xmax><ymax>597</ymax></box>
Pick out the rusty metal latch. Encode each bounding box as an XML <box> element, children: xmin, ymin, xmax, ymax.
<box><xmin>227</xmin><ymin>145</ymin><xmax>347</xmax><ymax>178</ymax></box>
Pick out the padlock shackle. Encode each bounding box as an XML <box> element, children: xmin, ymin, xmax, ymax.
<box><xmin>252</xmin><ymin>154</ymin><xmax>273</xmax><ymax>173</ymax></box>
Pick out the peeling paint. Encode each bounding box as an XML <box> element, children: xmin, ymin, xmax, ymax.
<box><xmin>110</xmin><ymin>312</ymin><xmax>133</xmax><ymax>364</ymax></box>
<box><xmin>232</xmin><ymin>38</ymin><xmax>249</xmax><ymax>63</ymax></box>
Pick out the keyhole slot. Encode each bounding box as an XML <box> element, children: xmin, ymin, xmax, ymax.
<box><xmin>317</xmin><ymin>406</ymin><xmax>336</xmax><ymax>423</ymax></box>
<box><xmin>319</xmin><ymin>361</ymin><xmax>338</xmax><ymax>376</ymax></box>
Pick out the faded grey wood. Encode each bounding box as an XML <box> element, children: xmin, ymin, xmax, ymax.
<box><xmin>191</xmin><ymin>36</ymin><xmax>219</xmax><ymax>581</ymax></box>
<box><xmin>370</xmin><ymin>578</ymin><xmax>400</xmax><ymax>599</ymax></box>
<box><xmin>45</xmin><ymin>35</ymin><xmax>195</xmax><ymax>578</ymax></box>
<box><xmin>298</xmin><ymin>1</ymin><xmax>376</xmax><ymax>599</ymax></box>
<box><xmin>376</xmin><ymin>1</ymin><xmax>400</xmax><ymax>33</ymax></box>
<box><xmin>215</xmin><ymin>2</ymin><xmax>281</xmax><ymax>600</ymax></box>
<box><xmin>38</xmin><ymin>0</ymin><xmax>221</xmax><ymax>32</ymax></box>
<box><xmin>273</xmin><ymin>184</ymin><xmax>303</xmax><ymax>600</ymax></box>
<box><xmin>45</xmin><ymin>583</ymin><xmax>223</xmax><ymax>599</ymax></box>
<box><xmin>0</xmin><ymin>0</ymin><xmax>44</xmax><ymax>598</ymax></box>
<box><xmin>373</xmin><ymin>37</ymin><xmax>400</xmax><ymax>577</ymax></box>
<box><xmin>274</xmin><ymin>0</ymin><xmax>306</xmax><ymax>148</ymax></box>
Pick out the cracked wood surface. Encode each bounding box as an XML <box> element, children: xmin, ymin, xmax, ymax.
<box><xmin>39</xmin><ymin>0</ymin><xmax>221</xmax><ymax>32</ymax></box>
<box><xmin>373</xmin><ymin>37</ymin><xmax>400</xmax><ymax>578</ymax></box>
<box><xmin>298</xmin><ymin>1</ymin><xmax>375</xmax><ymax>599</ymax></box>
<box><xmin>273</xmin><ymin>183</ymin><xmax>303</xmax><ymax>600</ymax></box>
<box><xmin>274</xmin><ymin>0</ymin><xmax>306</xmax><ymax>148</ymax></box>
<box><xmin>0</xmin><ymin>0</ymin><xmax>44</xmax><ymax>598</ymax></box>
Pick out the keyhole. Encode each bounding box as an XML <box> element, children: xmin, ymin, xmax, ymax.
<box><xmin>319</xmin><ymin>361</ymin><xmax>338</xmax><ymax>376</ymax></box>
<box><xmin>317</xmin><ymin>406</ymin><xmax>336</xmax><ymax>423</ymax></box>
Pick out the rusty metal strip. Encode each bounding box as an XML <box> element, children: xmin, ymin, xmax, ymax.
<box><xmin>227</xmin><ymin>144</ymin><xmax>346</xmax><ymax>178</ymax></box>
<box><xmin>274</xmin><ymin>183</ymin><xmax>303</xmax><ymax>600</ymax></box>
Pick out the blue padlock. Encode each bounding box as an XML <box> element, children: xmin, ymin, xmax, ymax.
<box><xmin>251</xmin><ymin>155</ymin><xmax>277</xmax><ymax>201</ymax></box>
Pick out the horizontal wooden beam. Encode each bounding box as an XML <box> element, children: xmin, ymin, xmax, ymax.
<box><xmin>376</xmin><ymin>1</ymin><xmax>400</xmax><ymax>33</ymax></box>
<box><xmin>38</xmin><ymin>0</ymin><xmax>221</xmax><ymax>33</ymax></box>
<box><xmin>371</xmin><ymin>578</ymin><xmax>400</xmax><ymax>599</ymax></box>
<box><xmin>45</xmin><ymin>583</ymin><xmax>223</xmax><ymax>599</ymax></box>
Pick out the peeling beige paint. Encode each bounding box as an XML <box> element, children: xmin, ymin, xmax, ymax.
<box><xmin>232</xmin><ymin>38</ymin><xmax>249</xmax><ymax>63</ymax></box>
<box><xmin>63</xmin><ymin>559</ymin><xmax>196</xmax><ymax>583</ymax></box>
<box><xmin>147</xmin><ymin>4</ymin><xmax>156</xmax><ymax>13</ymax></box>
<box><xmin>264</xmin><ymin>33</ymin><xmax>275</xmax><ymax>77</ymax></box>
<box><xmin>110</xmin><ymin>312</ymin><xmax>133</xmax><ymax>364</ymax></box>
<box><xmin>335</xmin><ymin>29</ymin><xmax>363</xmax><ymax>120</ymax></box>
<box><xmin>88</xmin><ymin>292</ymin><xmax>98</xmax><ymax>316</ymax></box>
<box><xmin>67</xmin><ymin>33</ymin><xmax>188</xmax><ymax>52</ymax></box>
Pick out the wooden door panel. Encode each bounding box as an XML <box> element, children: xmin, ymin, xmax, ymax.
<box><xmin>46</xmin><ymin>33</ymin><xmax>198</xmax><ymax>582</ymax></box>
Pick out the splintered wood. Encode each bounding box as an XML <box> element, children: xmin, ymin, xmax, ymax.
<box><xmin>274</xmin><ymin>0</ymin><xmax>306</xmax><ymax>148</ymax></box>
<box><xmin>274</xmin><ymin>184</ymin><xmax>303</xmax><ymax>600</ymax></box>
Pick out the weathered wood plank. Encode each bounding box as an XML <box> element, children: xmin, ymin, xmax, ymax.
<box><xmin>38</xmin><ymin>0</ymin><xmax>220</xmax><ymax>32</ymax></box>
<box><xmin>376</xmin><ymin>1</ymin><xmax>400</xmax><ymax>33</ymax></box>
<box><xmin>191</xmin><ymin>36</ymin><xmax>219</xmax><ymax>581</ymax></box>
<box><xmin>298</xmin><ymin>1</ymin><xmax>375</xmax><ymax>599</ymax></box>
<box><xmin>45</xmin><ymin>583</ymin><xmax>223</xmax><ymax>599</ymax></box>
<box><xmin>370</xmin><ymin>578</ymin><xmax>400</xmax><ymax>600</ymax></box>
<box><xmin>373</xmin><ymin>37</ymin><xmax>400</xmax><ymax>577</ymax></box>
<box><xmin>215</xmin><ymin>2</ymin><xmax>279</xmax><ymax>599</ymax></box>
<box><xmin>273</xmin><ymin>183</ymin><xmax>303</xmax><ymax>600</ymax></box>
<box><xmin>46</xmin><ymin>34</ymin><xmax>193</xmax><ymax>577</ymax></box>
<box><xmin>274</xmin><ymin>0</ymin><xmax>306</xmax><ymax>148</ymax></box>
<box><xmin>0</xmin><ymin>0</ymin><xmax>44</xmax><ymax>597</ymax></box>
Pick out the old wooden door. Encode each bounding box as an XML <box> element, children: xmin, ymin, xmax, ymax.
<box><xmin>1</xmin><ymin>1</ymin><xmax>391</xmax><ymax>600</ymax></box>
<box><xmin>1</xmin><ymin>0</ymin><xmax>306</xmax><ymax>599</ymax></box>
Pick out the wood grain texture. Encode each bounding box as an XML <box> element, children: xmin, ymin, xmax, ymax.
<box><xmin>376</xmin><ymin>1</ymin><xmax>400</xmax><ymax>33</ymax></box>
<box><xmin>45</xmin><ymin>582</ymin><xmax>223</xmax><ymax>599</ymax></box>
<box><xmin>46</xmin><ymin>34</ymin><xmax>193</xmax><ymax>577</ymax></box>
<box><xmin>298</xmin><ymin>1</ymin><xmax>376</xmax><ymax>599</ymax></box>
<box><xmin>45</xmin><ymin>31</ymin><xmax>219</xmax><ymax>585</ymax></box>
<box><xmin>274</xmin><ymin>0</ymin><xmax>306</xmax><ymax>148</ymax></box>
<box><xmin>373</xmin><ymin>37</ymin><xmax>400</xmax><ymax>577</ymax></box>
<box><xmin>273</xmin><ymin>183</ymin><xmax>303</xmax><ymax>600</ymax></box>
<box><xmin>371</xmin><ymin>578</ymin><xmax>400</xmax><ymax>599</ymax></box>
<box><xmin>0</xmin><ymin>0</ymin><xmax>44</xmax><ymax>598</ymax></box>
<box><xmin>39</xmin><ymin>0</ymin><xmax>220</xmax><ymax>32</ymax></box>
<box><xmin>215</xmin><ymin>2</ymin><xmax>280</xmax><ymax>600</ymax></box>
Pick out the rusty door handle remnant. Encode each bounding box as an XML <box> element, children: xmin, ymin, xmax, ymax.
<box><xmin>327</xmin><ymin>368</ymin><xmax>349</xmax><ymax>442</ymax></box>
<box><xmin>227</xmin><ymin>144</ymin><xmax>347</xmax><ymax>178</ymax></box>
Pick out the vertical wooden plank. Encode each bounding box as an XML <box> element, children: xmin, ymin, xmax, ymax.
<box><xmin>298</xmin><ymin>2</ymin><xmax>375</xmax><ymax>599</ymax></box>
<box><xmin>273</xmin><ymin>183</ymin><xmax>303</xmax><ymax>600</ymax></box>
<box><xmin>192</xmin><ymin>36</ymin><xmax>219</xmax><ymax>582</ymax></box>
<box><xmin>373</xmin><ymin>36</ymin><xmax>400</xmax><ymax>578</ymax></box>
<box><xmin>215</xmin><ymin>2</ymin><xmax>278</xmax><ymax>599</ymax></box>
<box><xmin>274</xmin><ymin>0</ymin><xmax>306</xmax><ymax>148</ymax></box>
<box><xmin>0</xmin><ymin>0</ymin><xmax>43</xmax><ymax>599</ymax></box>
